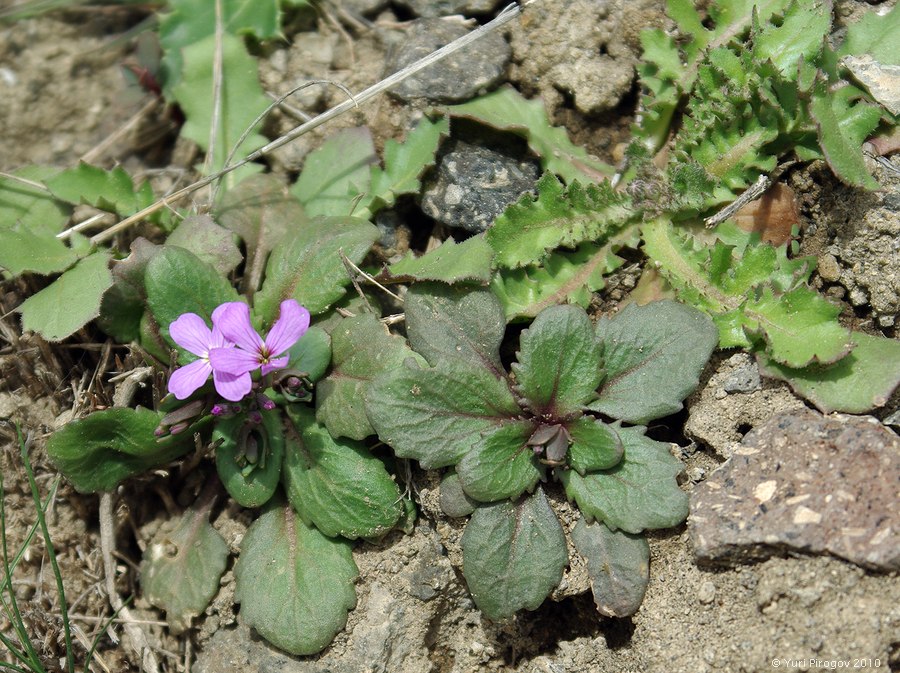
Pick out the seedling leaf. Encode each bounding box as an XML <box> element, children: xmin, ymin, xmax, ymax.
<box><xmin>383</xmin><ymin>236</ymin><xmax>494</xmax><ymax>285</ymax></box>
<box><xmin>214</xmin><ymin>410</ymin><xmax>284</xmax><ymax>508</ymax></box>
<box><xmin>456</xmin><ymin>422</ymin><xmax>542</xmax><ymax>503</ymax></box>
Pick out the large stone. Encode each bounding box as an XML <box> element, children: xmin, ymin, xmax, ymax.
<box><xmin>690</xmin><ymin>410</ymin><xmax>900</xmax><ymax>571</ymax></box>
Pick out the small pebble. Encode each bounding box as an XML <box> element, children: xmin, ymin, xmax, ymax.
<box><xmin>698</xmin><ymin>581</ymin><xmax>716</xmax><ymax>604</ymax></box>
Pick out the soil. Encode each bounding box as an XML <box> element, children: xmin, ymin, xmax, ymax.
<box><xmin>1</xmin><ymin>2</ymin><xmax>898</xmax><ymax>672</ymax></box>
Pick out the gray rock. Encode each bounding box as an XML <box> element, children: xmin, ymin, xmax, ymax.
<box><xmin>394</xmin><ymin>0</ymin><xmax>501</xmax><ymax>17</ymax></box>
<box><xmin>385</xmin><ymin>18</ymin><xmax>510</xmax><ymax>103</ymax></box>
<box><xmin>722</xmin><ymin>362</ymin><xmax>761</xmax><ymax>394</ymax></box>
<box><xmin>420</xmin><ymin>138</ymin><xmax>540</xmax><ymax>233</ymax></box>
<box><xmin>689</xmin><ymin>409</ymin><xmax>900</xmax><ymax>571</ymax></box>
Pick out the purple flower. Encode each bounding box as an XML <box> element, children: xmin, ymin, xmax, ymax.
<box><xmin>167</xmin><ymin>313</ymin><xmax>247</xmax><ymax>401</ymax></box>
<box><xmin>209</xmin><ymin>299</ymin><xmax>310</xmax><ymax>382</ymax></box>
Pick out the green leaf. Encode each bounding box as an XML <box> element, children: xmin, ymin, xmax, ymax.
<box><xmin>44</xmin><ymin>163</ymin><xmax>152</xmax><ymax>215</ymax></box>
<box><xmin>0</xmin><ymin>225</ymin><xmax>77</xmax><ymax>276</ymax></box>
<box><xmin>166</xmin><ymin>214</ymin><xmax>242</xmax><ymax>276</ymax></box>
<box><xmin>491</xmin><ymin>242</ymin><xmax>626</xmax><ymax>320</ymax></box>
<box><xmin>254</xmin><ymin>215</ymin><xmax>378</xmax><ymax>322</ymax></box>
<box><xmin>0</xmin><ymin>166</ymin><xmax>70</xmax><ymax>236</ymax></box>
<box><xmin>18</xmin><ymin>251</ymin><xmax>114</xmax><ymax>341</ymax></box>
<box><xmin>291</xmin><ymin>127</ymin><xmax>376</xmax><ymax>217</ymax></box>
<box><xmin>234</xmin><ymin>502</ymin><xmax>358</xmax><ymax>656</ymax></box>
<box><xmin>285</xmin><ymin>325</ymin><xmax>331</xmax><ymax>383</ymax></box>
<box><xmin>404</xmin><ymin>283</ymin><xmax>506</xmax><ymax>375</ymax></box>
<box><xmin>487</xmin><ymin>173</ymin><xmax>633</xmax><ymax>269</ymax></box>
<box><xmin>140</xmin><ymin>503</ymin><xmax>229</xmax><ymax>633</ymax></box>
<box><xmin>567</xmin><ymin>418</ymin><xmax>624</xmax><ymax>475</ymax></box>
<box><xmin>456</xmin><ymin>422</ymin><xmax>541</xmax><ymax>503</ymax></box>
<box><xmin>214</xmin><ymin>410</ymin><xmax>284</xmax><ymax>508</ymax></box>
<box><xmin>810</xmin><ymin>81</ymin><xmax>883</xmax><ymax>190</ymax></box>
<box><xmin>354</xmin><ymin>116</ymin><xmax>449</xmax><ymax>221</ymax></box>
<box><xmin>752</xmin><ymin>1</ymin><xmax>830</xmax><ymax>77</ymax></box>
<box><xmin>439</xmin><ymin>470</ymin><xmax>477</xmax><ymax>518</ymax></box>
<box><xmin>382</xmin><ymin>235</ymin><xmax>494</xmax><ymax>285</ymax></box>
<box><xmin>47</xmin><ymin>408</ymin><xmax>196</xmax><ymax>493</ymax></box>
<box><xmin>171</xmin><ymin>33</ymin><xmax>269</xmax><ymax>183</ymax></box>
<box><xmin>366</xmin><ymin>358</ymin><xmax>520</xmax><ymax>469</ymax></box>
<box><xmin>560</xmin><ymin>425</ymin><xmax>687</xmax><ymax>534</ymax></box>
<box><xmin>145</xmin><ymin>246</ymin><xmax>240</xmax><ymax>355</ymax></box>
<box><xmin>445</xmin><ymin>87</ymin><xmax>614</xmax><ymax>183</ymax></box>
<box><xmin>316</xmin><ymin>314</ymin><xmax>422</xmax><ymax>440</ymax></box>
<box><xmin>216</xmin><ymin>174</ymin><xmax>301</xmax><ymax>295</ymax></box>
<box><xmin>511</xmin><ymin>305</ymin><xmax>602</xmax><ymax>417</ymax></box>
<box><xmin>589</xmin><ymin>300</ymin><xmax>718</xmax><ymax>424</ymax></box>
<box><xmin>837</xmin><ymin>4</ymin><xmax>900</xmax><ymax>65</ymax></box>
<box><xmin>283</xmin><ymin>407</ymin><xmax>402</xmax><ymax>539</ymax></box>
<box><xmin>757</xmin><ymin>331</ymin><xmax>900</xmax><ymax>414</ymax></box>
<box><xmin>571</xmin><ymin>518</ymin><xmax>649</xmax><ymax>618</ymax></box>
<box><xmin>461</xmin><ymin>489</ymin><xmax>567</xmax><ymax>620</ymax></box>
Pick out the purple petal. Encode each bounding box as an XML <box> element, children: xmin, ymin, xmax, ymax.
<box><xmin>168</xmin><ymin>359</ymin><xmax>212</xmax><ymax>399</ymax></box>
<box><xmin>213</xmin><ymin>369</ymin><xmax>252</xmax><ymax>402</ymax></box>
<box><xmin>260</xmin><ymin>355</ymin><xmax>289</xmax><ymax>376</ymax></box>
<box><xmin>209</xmin><ymin>324</ymin><xmax>231</xmax><ymax>349</ymax></box>
<box><xmin>212</xmin><ymin>302</ymin><xmax>264</xmax><ymax>352</ymax></box>
<box><xmin>265</xmin><ymin>300</ymin><xmax>310</xmax><ymax>357</ymax></box>
<box><xmin>209</xmin><ymin>346</ymin><xmax>261</xmax><ymax>376</ymax></box>
<box><xmin>169</xmin><ymin>313</ymin><xmax>213</xmax><ymax>357</ymax></box>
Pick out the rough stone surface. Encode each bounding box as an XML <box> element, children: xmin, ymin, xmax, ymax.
<box><xmin>384</xmin><ymin>18</ymin><xmax>510</xmax><ymax>103</ymax></box>
<box><xmin>420</xmin><ymin>137</ymin><xmax>541</xmax><ymax>233</ymax></box>
<box><xmin>690</xmin><ymin>409</ymin><xmax>900</xmax><ymax>571</ymax></box>
<box><xmin>395</xmin><ymin>0</ymin><xmax>501</xmax><ymax>17</ymax></box>
<box><xmin>507</xmin><ymin>0</ymin><xmax>667</xmax><ymax>115</ymax></box>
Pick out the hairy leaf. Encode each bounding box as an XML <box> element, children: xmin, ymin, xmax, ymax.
<box><xmin>366</xmin><ymin>358</ymin><xmax>520</xmax><ymax>469</ymax></box>
<box><xmin>571</xmin><ymin>518</ymin><xmax>649</xmax><ymax>618</ymax></box>
<box><xmin>837</xmin><ymin>3</ymin><xmax>900</xmax><ymax>65</ymax></box>
<box><xmin>285</xmin><ymin>325</ymin><xmax>331</xmax><ymax>383</ymax></box>
<box><xmin>439</xmin><ymin>470</ymin><xmax>478</xmax><ymax>518</ymax></box>
<box><xmin>214</xmin><ymin>410</ymin><xmax>284</xmax><ymax>508</ymax></box>
<box><xmin>0</xmin><ymin>225</ymin><xmax>77</xmax><ymax>276</ymax></box>
<box><xmin>283</xmin><ymin>407</ymin><xmax>402</xmax><ymax>539</ymax></box>
<box><xmin>316</xmin><ymin>313</ymin><xmax>422</xmax><ymax>440</ymax></box>
<box><xmin>141</xmin><ymin>503</ymin><xmax>228</xmax><ymax>633</ymax></box>
<box><xmin>382</xmin><ymin>235</ymin><xmax>493</xmax><ymax>285</ymax></box>
<box><xmin>234</xmin><ymin>502</ymin><xmax>358</xmax><ymax>656</ymax></box>
<box><xmin>165</xmin><ymin>214</ymin><xmax>242</xmax><ymax>276</ymax></box>
<box><xmin>456</xmin><ymin>422</ymin><xmax>541</xmax><ymax>503</ymax></box>
<box><xmin>445</xmin><ymin>87</ymin><xmax>614</xmax><ymax>183</ymax></box>
<box><xmin>511</xmin><ymin>304</ymin><xmax>602</xmax><ymax>417</ymax></box>
<box><xmin>18</xmin><ymin>251</ymin><xmax>114</xmax><ymax>341</ymax></box>
<box><xmin>461</xmin><ymin>489</ymin><xmax>567</xmax><ymax>620</ymax></box>
<box><xmin>567</xmin><ymin>418</ymin><xmax>624</xmax><ymax>475</ymax></box>
<box><xmin>0</xmin><ymin>166</ymin><xmax>70</xmax><ymax>235</ymax></box>
<box><xmin>589</xmin><ymin>300</ymin><xmax>718</xmax><ymax>423</ymax></box>
<box><xmin>45</xmin><ymin>163</ymin><xmax>153</xmax><ymax>215</ymax></box>
<box><xmin>560</xmin><ymin>425</ymin><xmax>687</xmax><ymax>534</ymax></box>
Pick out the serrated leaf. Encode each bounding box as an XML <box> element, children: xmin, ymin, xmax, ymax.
<box><xmin>560</xmin><ymin>425</ymin><xmax>687</xmax><ymax>534</ymax></box>
<box><xmin>445</xmin><ymin>87</ymin><xmax>614</xmax><ymax>183</ymax></box>
<box><xmin>837</xmin><ymin>3</ymin><xmax>900</xmax><ymax>65</ymax></box>
<box><xmin>47</xmin><ymin>407</ymin><xmax>196</xmax><ymax>493</ymax></box>
<box><xmin>491</xmin><ymin>242</ymin><xmax>625</xmax><ymax>320</ymax></box>
<box><xmin>366</xmin><ymin>358</ymin><xmax>520</xmax><ymax>469</ymax></box>
<box><xmin>571</xmin><ymin>518</ymin><xmax>649</xmax><ymax>618</ymax></box>
<box><xmin>18</xmin><ymin>251</ymin><xmax>114</xmax><ymax>341</ymax></box>
<box><xmin>316</xmin><ymin>313</ymin><xmax>422</xmax><ymax>440</ymax></box>
<box><xmin>382</xmin><ymin>236</ymin><xmax>493</xmax><ymax>285</ymax></box>
<box><xmin>215</xmin><ymin>174</ymin><xmax>300</xmax><ymax>295</ymax></box>
<box><xmin>511</xmin><ymin>305</ymin><xmax>602</xmax><ymax>417</ymax></box>
<box><xmin>291</xmin><ymin>127</ymin><xmax>377</xmax><ymax>217</ymax></box>
<box><xmin>214</xmin><ymin>410</ymin><xmax>284</xmax><ymax>508</ymax></box>
<box><xmin>567</xmin><ymin>418</ymin><xmax>624</xmax><ymax>475</ymax></box>
<box><xmin>254</xmin><ymin>216</ymin><xmax>378</xmax><ymax>322</ymax></box>
<box><xmin>810</xmin><ymin>81</ymin><xmax>882</xmax><ymax>190</ymax></box>
<box><xmin>456</xmin><ymin>422</ymin><xmax>541</xmax><ymax>503</ymax></box>
<box><xmin>752</xmin><ymin>0</ymin><xmax>830</xmax><ymax>77</ymax></box>
<box><xmin>461</xmin><ymin>489</ymin><xmax>567</xmax><ymax>620</ymax></box>
<box><xmin>283</xmin><ymin>407</ymin><xmax>402</xmax><ymax>539</ymax></box>
<box><xmin>166</xmin><ymin>214</ymin><xmax>242</xmax><ymax>276</ymax></box>
<box><xmin>487</xmin><ymin>173</ymin><xmax>633</xmax><ymax>269</ymax></box>
<box><xmin>141</xmin><ymin>503</ymin><xmax>229</xmax><ymax>633</ymax></box>
<box><xmin>44</xmin><ymin>163</ymin><xmax>151</xmax><ymax>215</ymax></box>
<box><xmin>757</xmin><ymin>331</ymin><xmax>900</xmax><ymax>413</ymax></box>
<box><xmin>144</xmin><ymin>246</ymin><xmax>240</xmax><ymax>356</ymax></box>
<box><xmin>285</xmin><ymin>325</ymin><xmax>331</xmax><ymax>383</ymax></box>
<box><xmin>354</xmin><ymin>116</ymin><xmax>449</xmax><ymax>221</ymax></box>
<box><xmin>589</xmin><ymin>300</ymin><xmax>718</xmax><ymax>424</ymax></box>
<box><xmin>234</xmin><ymin>502</ymin><xmax>358</xmax><ymax>656</ymax></box>
<box><xmin>0</xmin><ymin>225</ymin><xmax>77</xmax><ymax>276</ymax></box>
<box><xmin>0</xmin><ymin>166</ymin><xmax>70</xmax><ymax>235</ymax></box>
<box><xmin>405</xmin><ymin>283</ymin><xmax>506</xmax><ymax>375</ymax></box>
<box><xmin>171</xmin><ymin>33</ymin><xmax>269</xmax><ymax>184</ymax></box>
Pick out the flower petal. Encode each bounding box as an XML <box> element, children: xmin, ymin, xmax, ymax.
<box><xmin>169</xmin><ymin>313</ymin><xmax>213</xmax><ymax>357</ymax></box>
<box><xmin>209</xmin><ymin>346</ymin><xmax>261</xmax><ymax>376</ymax></box>
<box><xmin>260</xmin><ymin>355</ymin><xmax>289</xmax><ymax>376</ymax></box>
<box><xmin>212</xmin><ymin>302</ymin><xmax>264</xmax><ymax>352</ymax></box>
<box><xmin>265</xmin><ymin>300</ymin><xmax>310</xmax><ymax>356</ymax></box>
<box><xmin>168</xmin><ymin>359</ymin><xmax>212</xmax><ymax>400</ymax></box>
<box><xmin>213</xmin><ymin>369</ymin><xmax>252</xmax><ymax>402</ymax></box>
<box><xmin>209</xmin><ymin>324</ymin><xmax>232</xmax><ymax>349</ymax></box>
